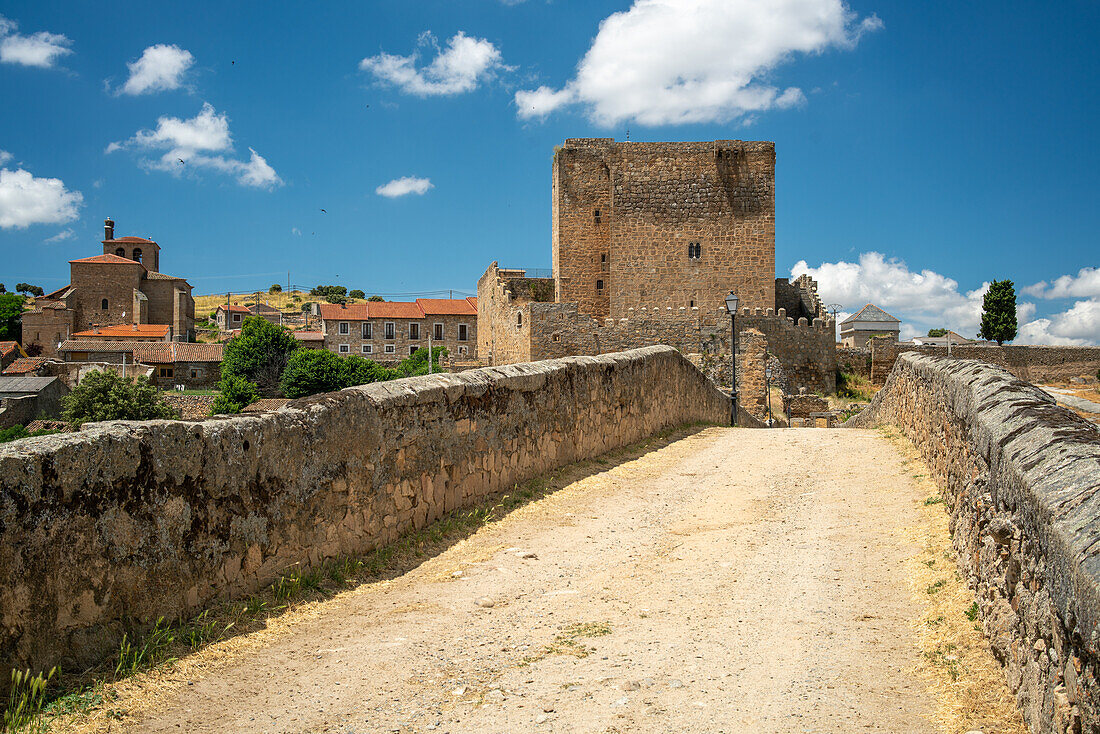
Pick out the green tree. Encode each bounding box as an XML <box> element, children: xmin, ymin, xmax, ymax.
<box><xmin>280</xmin><ymin>349</ymin><xmax>344</xmax><ymax>398</ymax></box>
<box><xmin>396</xmin><ymin>346</ymin><xmax>448</xmax><ymax>377</ymax></box>
<box><xmin>367</xmin><ymin>295</ymin><xmax>384</xmax><ymax>302</ymax></box>
<box><xmin>301</xmin><ymin>301</ymin><xmax>315</xmax><ymax>313</ymax></box>
<box><xmin>0</xmin><ymin>292</ymin><xmax>24</xmax><ymax>339</ymax></box>
<box><xmin>927</xmin><ymin>328</ymin><xmax>947</xmax><ymax>337</ymax></box>
<box><xmin>339</xmin><ymin>354</ymin><xmax>398</xmax><ymax>386</ymax></box>
<box><xmin>210</xmin><ymin>374</ymin><xmax>260</xmax><ymax>415</ymax></box>
<box><xmin>221</xmin><ymin>316</ymin><xmax>299</xmax><ymax>395</ymax></box>
<box><xmin>280</xmin><ymin>351</ymin><xmax>397</xmax><ymax>398</ymax></box>
<box><xmin>61</xmin><ymin>371</ymin><xmax>179</xmax><ymax>426</ymax></box>
<box><xmin>979</xmin><ymin>280</ymin><xmax>1018</xmax><ymax>346</ymax></box>
<box><xmin>269</xmin><ymin>283</ymin><xmax>283</xmax><ymax>293</ymax></box>
<box><xmin>348</xmin><ymin>289</ymin><xmax>365</xmax><ymax>300</ymax></box>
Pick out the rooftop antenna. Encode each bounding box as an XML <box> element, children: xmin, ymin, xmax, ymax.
<box><xmin>625</xmin><ymin>127</ymin><xmax>630</xmax><ymax>141</ymax></box>
<box><xmin>826</xmin><ymin>304</ymin><xmax>842</xmax><ymax>320</ymax></box>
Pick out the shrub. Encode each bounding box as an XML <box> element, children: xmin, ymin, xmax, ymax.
<box><xmin>0</xmin><ymin>292</ymin><xmax>24</xmax><ymax>339</ymax></box>
<box><xmin>280</xmin><ymin>351</ymin><xmax>398</xmax><ymax>398</ymax></box>
<box><xmin>62</xmin><ymin>371</ymin><xmax>179</xmax><ymax>426</ymax></box>
<box><xmin>221</xmin><ymin>316</ymin><xmax>299</xmax><ymax>395</ymax></box>
<box><xmin>269</xmin><ymin>283</ymin><xmax>282</xmax><ymax>293</ymax></box>
<box><xmin>367</xmin><ymin>295</ymin><xmax>384</xmax><ymax>302</ymax></box>
<box><xmin>396</xmin><ymin>346</ymin><xmax>447</xmax><ymax>378</ymax></box>
<box><xmin>348</xmin><ymin>289</ymin><xmax>365</xmax><ymax>300</ymax></box>
<box><xmin>0</xmin><ymin>424</ymin><xmax>61</xmax><ymax>444</ymax></box>
<box><xmin>210</xmin><ymin>374</ymin><xmax>260</xmax><ymax>415</ymax></box>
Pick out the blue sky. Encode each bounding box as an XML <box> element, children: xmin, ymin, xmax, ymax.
<box><xmin>1</xmin><ymin>0</ymin><xmax>1098</xmax><ymax>343</ymax></box>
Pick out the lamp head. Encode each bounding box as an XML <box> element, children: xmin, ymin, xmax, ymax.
<box><xmin>724</xmin><ymin>292</ymin><xmax>740</xmax><ymax>313</ymax></box>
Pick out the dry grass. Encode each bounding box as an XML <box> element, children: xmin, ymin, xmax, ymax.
<box><xmin>882</xmin><ymin>426</ymin><xmax>1027</xmax><ymax>734</ymax></box>
<box><xmin>193</xmin><ymin>289</ymin><xmax>328</xmax><ymax>317</ymax></box>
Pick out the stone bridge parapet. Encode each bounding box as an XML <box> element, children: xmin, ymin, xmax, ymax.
<box><xmin>0</xmin><ymin>346</ymin><xmax>731</xmax><ymax>684</ymax></box>
<box><xmin>852</xmin><ymin>352</ymin><xmax>1100</xmax><ymax>732</ymax></box>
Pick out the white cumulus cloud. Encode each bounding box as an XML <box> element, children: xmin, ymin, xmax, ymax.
<box><xmin>376</xmin><ymin>176</ymin><xmax>433</xmax><ymax>198</ymax></box>
<box><xmin>1022</xmin><ymin>267</ymin><xmax>1100</xmax><ymax>300</ymax></box>
<box><xmin>793</xmin><ymin>252</ymin><xmax>1100</xmax><ymax>346</ymax></box>
<box><xmin>43</xmin><ymin>227</ymin><xmax>75</xmax><ymax>244</ymax></box>
<box><xmin>108</xmin><ymin>102</ymin><xmax>282</xmax><ymax>189</ymax></box>
<box><xmin>0</xmin><ymin>165</ymin><xmax>83</xmax><ymax>229</ymax></box>
<box><xmin>360</xmin><ymin>31</ymin><xmax>507</xmax><ymax>96</ymax></box>
<box><xmin>516</xmin><ymin>0</ymin><xmax>882</xmax><ymax>126</ymax></box>
<box><xmin>0</xmin><ymin>150</ymin><xmax>11</xmax><ymax>166</ymax></box>
<box><xmin>0</xmin><ymin>14</ymin><xmax>73</xmax><ymax>68</ymax></box>
<box><xmin>118</xmin><ymin>44</ymin><xmax>194</xmax><ymax>95</ymax></box>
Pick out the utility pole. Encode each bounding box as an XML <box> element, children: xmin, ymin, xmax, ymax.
<box><xmin>428</xmin><ymin>330</ymin><xmax>433</xmax><ymax>375</ymax></box>
<box><xmin>226</xmin><ymin>292</ymin><xmax>231</xmax><ymax>335</ymax></box>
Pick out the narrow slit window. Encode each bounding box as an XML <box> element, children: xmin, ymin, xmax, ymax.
<box><xmin>596</xmin><ymin>279</ymin><xmax>604</xmax><ymax>292</ymax></box>
<box><xmin>594</xmin><ymin>209</ymin><xmax>601</xmax><ymax>224</ymax></box>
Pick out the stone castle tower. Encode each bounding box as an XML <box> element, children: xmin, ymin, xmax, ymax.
<box><xmin>552</xmin><ymin>138</ymin><xmax>776</xmax><ymax>319</ymax></box>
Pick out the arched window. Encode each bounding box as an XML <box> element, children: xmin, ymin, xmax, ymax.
<box><xmin>101</xmin><ymin>299</ymin><xmax>109</xmax><ymax>310</ymax></box>
<box><xmin>517</xmin><ymin>312</ymin><xmax>523</xmax><ymax>327</ymax></box>
<box><xmin>115</xmin><ymin>247</ymin><xmax>125</xmax><ymax>257</ymax></box>
<box><xmin>133</xmin><ymin>248</ymin><xmax>143</xmax><ymax>263</ymax></box>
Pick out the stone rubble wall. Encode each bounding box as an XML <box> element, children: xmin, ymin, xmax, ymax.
<box><xmin>851</xmin><ymin>353</ymin><xmax>1100</xmax><ymax>733</ymax></box>
<box><xmin>870</xmin><ymin>341</ymin><xmax>1100</xmax><ymax>386</ymax></box>
<box><xmin>0</xmin><ymin>346</ymin><xmax>730</xmax><ymax>683</ymax></box>
<box><xmin>836</xmin><ymin>346</ymin><xmax>872</xmax><ymax>380</ymax></box>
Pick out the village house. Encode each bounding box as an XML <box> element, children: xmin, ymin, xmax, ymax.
<box><xmin>132</xmin><ymin>342</ymin><xmax>224</xmax><ymax>389</ymax></box>
<box><xmin>214</xmin><ymin>304</ymin><xmax>251</xmax><ymax>330</ymax></box>
<box><xmin>319</xmin><ymin>298</ymin><xmax>477</xmax><ymax>360</ymax></box>
<box><xmin>839</xmin><ymin>304</ymin><xmax>901</xmax><ymax>348</ymax></box>
<box><xmin>21</xmin><ymin>218</ymin><xmax>196</xmax><ymax>358</ymax></box>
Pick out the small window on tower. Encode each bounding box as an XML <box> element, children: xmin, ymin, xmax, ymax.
<box><xmin>596</xmin><ymin>279</ymin><xmax>604</xmax><ymax>292</ymax></box>
<box><xmin>688</xmin><ymin>242</ymin><xmax>702</xmax><ymax>260</ymax></box>
<box><xmin>594</xmin><ymin>209</ymin><xmax>601</xmax><ymax>224</ymax></box>
<box><xmin>601</xmin><ymin>253</ymin><xmax>607</xmax><ymax>263</ymax></box>
<box><xmin>133</xmin><ymin>248</ymin><xmax>143</xmax><ymax>263</ymax></box>
<box><xmin>115</xmin><ymin>247</ymin><xmax>125</xmax><ymax>257</ymax></box>
<box><xmin>101</xmin><ymin>299</ymin><xmax>109</xmax><ymax>310</ymax></box>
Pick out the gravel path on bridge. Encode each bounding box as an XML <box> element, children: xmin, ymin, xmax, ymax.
<box><xmin>129</xmin><ymin>427</ymin><xmax>939</xmax><ymax>733</ymax></box>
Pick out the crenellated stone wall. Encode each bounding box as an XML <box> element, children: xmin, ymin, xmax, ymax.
<box><xmin>851</xmin><ymin>353</ymin><xmax>1100</xmax><ymax>733</ymax></box>
<box><xmin>0</xmin><ymin>346</ymin><xmax>731</xmax><ymax>684</ymax></box>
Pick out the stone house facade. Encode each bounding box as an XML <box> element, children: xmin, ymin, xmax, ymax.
<box><xmin>553</xmin><ymin>138</ymin><xmax>776</xmax><ymax>318</ymax></box>
<box><xmin>319</xmin><ymin>298</ymin><xmax>477</xmax><ymax>361</ymax></box>
<box><xmin>21</xmin><ymin>219</ymin><xmax>195</xmax><ymax>357</ymax></box>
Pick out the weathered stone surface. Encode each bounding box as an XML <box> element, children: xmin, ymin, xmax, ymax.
<box><xmin>852</xmin><ymin>353</ymin><xmax>1100</xmax><ymax>733</ymax></box>
<box><xmin>0</xmin><ymin>346</ymin><xmax>729</xmax><ymax>684</ymax></box>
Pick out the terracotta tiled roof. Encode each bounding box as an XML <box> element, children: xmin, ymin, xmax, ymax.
<box><xmin>69</xmin><ymin>253</ymin><xmax>146</xmax><ymax>267</ymax></box>
<box><xmin>72</xmin><ymin>324</ymin><xmax>170</xmax><ymax>338</ymax></box>
<box><xmin>58</xmin><ymin>340</ymin><xmax>147</xmax><ymax>353</ymax></box>
<box><xmin>103</xmin><ymin>236</ymin><xmax>156</xmax><ymax>244</ymax></box>
<box><xmin>293</xmin><ymin>330</ymin><xmax>324</xmax><ymax>341</ymax></box>
<box><xmin>318</xmin><ymin>303</ymin><xmax>371</xmax><ymax>320</ymax></box>
<box><xmin>0</xmin><ymin>341</ymin><xmax>20</xmax><ymax>360</ymax></box>
<box><xmin>133</xmin><ymin>342</ymin><xmax>224</xmax><ymax>363</ymax></box>
<box><xmin>366</xmin><ymin>301</ymin><xmax>426</xmax><ymax>319</ymax></box>
<box><xmin>466</xmin><ymin>296</ymin><xmax>478</xmax><ymax>309</ymax></box>
<box><xmin>217</xmin><ymin>304</ymin><xmax>252</xmax><ymax>314</ymax></box>
<box><xmin>2</xmin><ymin>357</ymin><xmax>49</xmax><ymax>375</ymax></box>
<box><xmin>145</xmin><ymin>271</ymin><xmax>187</xmax><ymax>281</ymax></box>
<box><xmin>416</xmin><ymin>298</ymin><xmax>477</xmax><ymax>316</ymax></box>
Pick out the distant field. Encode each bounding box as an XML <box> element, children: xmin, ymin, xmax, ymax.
<box><xmin>193</xmin><ymin>290</ymin><xmax>370</xmax><ymax>317</ymax></box>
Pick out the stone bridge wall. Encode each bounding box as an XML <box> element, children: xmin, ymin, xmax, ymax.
<box><xmin>0</xmin><ymin>346</ymin><xmax>730</xmax><ymax>683</ymax></box>
<box><xmin>851</xmin><ymin>353</ymin><xmax>1100</xmax><ymax>732</ymax></box>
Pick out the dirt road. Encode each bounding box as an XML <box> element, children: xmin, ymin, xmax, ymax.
<box><xmin>127</xmin><ymin>428</ymin><xmax>946</xmax><ymax>733</ymax></box>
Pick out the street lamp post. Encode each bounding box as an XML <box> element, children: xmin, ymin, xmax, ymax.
<box><xmin>725</xmin><ymin>292</ymin><xmax>740</xmax><ymax>427</ymax></box>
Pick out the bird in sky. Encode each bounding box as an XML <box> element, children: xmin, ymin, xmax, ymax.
<box><xmin>320</xmin><ymin>208</ymin><xmax>327</xmax><ymax>213</ymax></box>
<box><xmin>177</xmin><ymin>158</ymin><xmax>185</xmax><ymax>164</ymax></box>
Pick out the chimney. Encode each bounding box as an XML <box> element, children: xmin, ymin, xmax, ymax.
<box><xmin>92</xmin><ymin>323</ymin><xmax>100</xmax><ymax>334</ymax></box>
<box><xmin>104</xmin><ymin>218</ymin><xmax>115</xmax><ymax>240</ymax></box>
<box><xmin>131</xmin><ymin>323</ymin><xmax>138</xmax><ymax>331</ymax></box>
